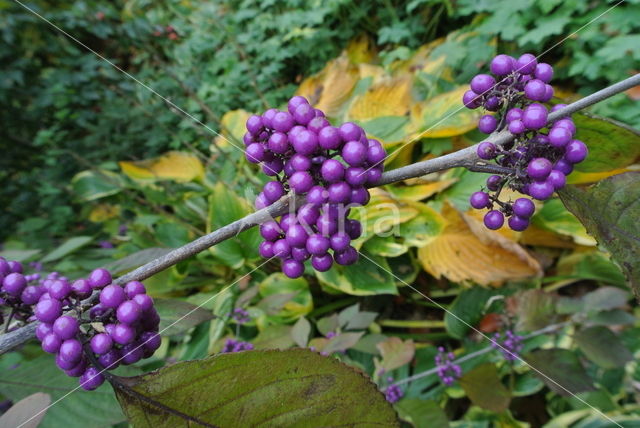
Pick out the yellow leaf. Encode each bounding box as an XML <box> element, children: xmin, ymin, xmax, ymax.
<box><xmin>119</xmin><ymin>151</ymin><xmax>204</xmax><ymax>182</ymax></box>
<box><xmin>214</xmin><ymin>109</ymin><xmax>250</xmax><ymax>150</ymax></box>
<box><xmin>358</xmin><ymin>63</ymin><xmax>386</xmax><ymax>83</ymax></box>
<box><xmin>520</xmin><ymin>224</ymin><xmax>579</xmax><ymax>249</ymax></box>
<box><xmin>391</xmin><ymin>37</ymin><xmax>446</xmax><ymax>74</ymax></box>
<box><xmin>350</xmin><ymin>188</ymin><xmax>420</xmax><ymax>239</ymax></box>
<box><xmin>409</xmin><ymin>86</ymin><xmax>482</xmax><ymax>139</ymax></box>
<box><xmin>347</xmin><ymin>75</ymin><xmax>412</xmax><ymax>121</ymax></box>
<box><xmin>346</xmin><ymin>35</ymin><xmax>377</xmax><ymax>64</ymax></box>
<box><xmin>566</xmin><ymin>168</ymin><xmax>632</xmax><ymax>184</ymax></box>
<box><xmin>418</xmin><ymin>204</ymin><xmax>542</xmax><ymax>286</ymax></box>
<box><xmin>386</xmin><ymin>179</ymin><xmax>457</xmax><ymax>202</ymax></box>
<box><xmin>88</xmin><ymin>204</ymin><xmax>120</xmax><ymax>223</ymax></box>
<box><xmin>295</xmin><ymin>55</ymin><xmax>360</xmax><ymax>117</ymax></box>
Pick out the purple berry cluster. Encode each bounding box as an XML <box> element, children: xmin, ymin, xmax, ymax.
<box><xmin>463</xmin><ymin>53</ymin><xmax>588</xmax><ymax>231</ymax></box>
<box><xmin>32</xmin><ymin>268</ymin><xmax>160</xmax><ymax>390</ymax></box>
<box><xmin>230</xmin><ymin>307</ymin><xmax>250</xmax><ymax>324</ymax></box>
<box><xmin>490</xmin><ymin>330</ymin><xmax>523</xmax><ymax>362</ymax></box>
<box><xmin>435</xmin><ymin>347</ymin><xmax>462</xmax><ymax>386</ymax></box>
<box><xmin>0</xmin><ymin>257</ymin><xmax>43</xmax><ymax>325</ymax></box>
<box><xmin>220</xmin><ymin>338</ymin><xmax>254</xmax><ymax>353</ymax></box>
<box><xmin>383</xmin><ymin>378</ymin><xmax>403</xmax><ymax>404</ymax></box>
<box><xmin>245</xmin><ymin>95</ymin><xmax>386</xmax><ymax>278</ymax></box>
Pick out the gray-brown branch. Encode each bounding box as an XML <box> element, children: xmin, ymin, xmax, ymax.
<box><xmin>1</xmin><ymin>73</ymin><xmax>638</xmax><ymax>355</ymax></box>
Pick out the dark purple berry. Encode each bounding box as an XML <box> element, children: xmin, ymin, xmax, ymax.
<box><xmin>35</xmin><ymin>299</ymin><xmax>62</xmax><ymax>324</ymax></box>
<box><xmin>470</xmin><ymin>191</ymin><xmax>491</xmax><ymax>209</ymax></box>
<box><xmin>80</xmin><ymin>367</ymin><xmax>105</xmax><ymax>391</ymax></box>
<box><xmin>528</xmin><ymin>180</ymin><xmax>555</xmax><ymax>200</ymax></box>
<box><xmin>470</xmin><ymin>74</ymin><xmax>495</xmax><ymax>94</ymax></box>
<box><xmin>41</xmin><ymin>332</ymin><xmax>62</xmax><ymax>353</ymax></box>
<box><xmin>508</xmin><ymin>215</ymin><xmax>530</xmax><ymax>232</ymax></box>
<box><xmin>483</xmin><ymin>210</ymin><xmax>504</xmax><ymax>230</ymax></box>
<box><xmin>90</xmin><ymin>333</ymin><xmax>113</xmax><ymax>355</ymax></box>
<box><xmin>490</xmin><ymin>54</ymin><xmax>515</xmax><ymax>75</ymax></box>
<box><xmin>512</xmin><ymin>198</ymin><xmax>535</xmax><ymax>218</ymax></box>
<box><xmin>564</xmin><ymin>140</ymin><xmax>588</xmax><ymax>164</ymax></box>
<box><xmin>548</xmin><ymin>127</ymin><xmax>572</xmax><ymax>148</ymax></box>
<box><xmin>311</xmin><ymin>254</ymin><xmax>333</xmax><ymax>272</ymax></box>
<box><xmin>59</xmin><ymin>339</ymin><xmax>83</xmax><ymax>363</ymax></box>
<box><xmin>478</xmin><ymin>115</ymin><xmax>498</xmax><ymax>134</ymax></box>
<box><xmin>52</xmin><ymin>315</ymin><xmax>79</xmax><ymax>340</ymax></box>
<box><xmin>476</xmin><ymin>142</ymin><xmax>497</xmax><ymax>160</ymax></box>
<box><xmin>527</xmin><ymin>158</ymin><xmax>552</xmax><ymax>180</ymax></box>
<box><xmin>88</xmin><ymin>268</ymin><xmax>112</xmax><ymax>289</ymax></box>
<box><xmin>100</xmin><ymin>284</ymin><xmax>126</xmax><ymax>309</ymax></box>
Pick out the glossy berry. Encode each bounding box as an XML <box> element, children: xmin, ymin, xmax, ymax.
<box><xmin>318</xmin><ymin>126</ymin><xmax>342</xmax><ymax>150</ymax></box>
<box><xmin>41</xmin><ymin>332</ymin><xmax>62</xmax><ymax>353</ymax></box>
<box><xmin>342</xmin><ymin>141</ymin><xmax>367</xmax><ymax>166</ymax></box>
<box><xmin>508</xmin><ymin>119</ymin><xmax>525</xmax><ymax>134</ymax></box>
<box><xmin>553</xmin><ymin>118</ymin><xmax>576</xmax><ymax>135</ymax></box>
<box><xmin>260</xmin><ymin>221</ymin><xmax>282</xmax><ymax>241</ymax></box>
<box><xmin>288</xmin><ymin>96</ymin><xmax>308</xmax><ymax>114</ymax></box>
<box><xmin>311</xmin><ymin>254</ymin><xmax>333</xmax><ymax>272</ymax></box>
<box><xmin>528</xmin><ymin>180</ymin><xmax>555</xmax><ymax>200</ymax></box>
<box><xmin>132</xmin><ymin>294</ymin><xmax>154</xmax><ymax>312</ymax></box>
<box><xmin>71</xmin><ymin>279</ymin><xmax>92</xmax><ymax>299</ymax></box>
<box><xmin>553</xmin><ymin>159</ymin><xmax>574</xmax><ymax>175</ymax></box>
<box><xmin>286</xmin><ymin>224</ymin><xmax>309</xmax><ymax>248</ymax></box>
<box><xmin>330</xmin><ymin>232</ymin><xmax>351</xmax><ymax>253</ymax></box>
<box><xmin>59</xmin><ymin>339</ymin><xmax>83</xmax><ymax>363</ymax></box>
<box><xmin>293</xmin><ymin>103</ymin><xmax>315</xmax><ymax>125</ymax></box>
<box><xmin>99</xmin><ymin>349</ymin><xmax>121</xmax><ymax>370</ymax></box>
<box><xmin>88</xmin><ymin>268</ymin><xmax>112</xmax><ymax>289</ymax></box>
<box><xmin>350</xmin><ymin>187</ymin><xmax>370</xmax><ymax>206</ymax></box>
<box><xmin>117</xmin><ymin>300</ymin><xmax>142</xmax><ymax>324</ymax></box>
<box><xmin>306</xmin><ymin>234</ymin><xmax>330</xmax><ymax>256</ymax></box>
<box><xmin>259</xmin><ymin>241</ymin><xmax>274</xmax><ymax>258</ymax></box>
<box><xmin>272</xmin><ymin>111</ymin><xmax>295</xmax><ymax>133</ymax></box>
<box><xmin>547</xmin><ymin>170</ymin><xmax>566</xmax><ymax>189</ymax></box>
<box><xmin>328</xmin><ymin>182</ymin><xmax>351</xmax><ymax>204</ymax></box>
<box><xmin>564</xmin><ymin>140</ymin><xmax>588</xmax><ymax>163</ymax></box>
<box><xmin>80</xmin><ymin>367</ymin><xmax>105</xmax><ymax>391</ymax></box>
<box><xmin>321</xmin><ymin>159</ymin><xmax>345</xmax><ymax>183</ymax></box>
<box><xmin>246</xmin><ymin>115</ymin><xmax>263</xmax><ymax>135</ymax></box>
<box><xmin>273</xmin><ymin>239</ymin><xmax>291</xmax><ymax>259</ymax></box>
<box><xmin>470</xmin><ymin>74</ymin><xmax>495</xmax><ymax>94</ymax></box>
<box><xmin>3</xmin><ymin>273</ymin><xmax>26</xmax><ymax>296</ymax></box>
<box><xmin>35</xmin><ymin>299</ymin><xmax>62</xmax><ymax>324</ymax></box>
<box><xmin>90</xmin><ymin>333</ymin><xmax>113</xmax><ymax>355</ymax></box>
<box><xmin>516</xmin><ymin>53</ymin><xmax>537</xmax><ymax>74</ymax></box>
<box><xmin>506</xmin><ymin>108</ymin><xmax>523</xmax><ymax>122</ymax></box>
<box><xmin>100</xmin><ymin>284</ymin><xmax>126</xmax><ymax>309</ymax></box>
<box><xmin>36</xmin><ymin>323</ymin><xmax>54</xmax><ymax>341</ymax></box>
<box><xmin>548</xmin><ymin>127</ymin><xmax>572</xmax><ymax>148</ymax></box>
<box><xmin>124</xmin><ymin>281</ymin><xmax>146</xmax><ymax>299</ymax></box>
<box><xmin>470</xmin><ymin>191</ymin><xmax>491</xmax><ymax>209</ymax></box>
<box><xmin>478</xmin><ymin>115</ymin><xmax>498</xmax><ymax>134</ymax></box>
<box><xmin>522</xmin><ymin>105</ymin><xmax>548</xmax><ymax>130</ymax></box>
<box><xmin>486</xmin><ymin>175</ymin><xmax>502</xmax><ymax>191</ymax></box>
<box><xmin>334</xmin><ymin>246</ymin><xmax>358</xmax><ymax>266</ymax></box>
<box><xmin>534</xmin><ymin>63</ymin><xmax>554</xmax><ymax>82</ymax></box>
<box><xmin>527</xmin><ymin>158</ymin><xmax>552</xmax><ymax>180</ymax></box>
<box><xmin>339</xmin><ymin>122</ymin><xmax>362</xmax><ymax>142</ymax></box>
<box><xmin>476</xmin><ymin>142</ymin><xmax>497</xmax><ymax>160</ymax></box>
<box><xmin>490</xmin><ymin>54</ymin><xmax>514</xmax><ymax>75</ymax></box>
<box><xmin>291</xmin><ymin>247</ymin><xmax>311</xmax><ymax>262</ymax></box>
<box><xmin>508</xmin><ymin>215</ymin><xmax>530</xmax><ymax>232</ymax></box>
<box><xmin>462</xmin><ymin>90</ymin><xmax>480</xmax><ymax>109</ymax></box>
<box><xmin>53</xmin><ymin>316</ymin><xmax>79</xmax><ymax>340</ymax></box>
<box><xmin>512</xmin><ymin>198</ymin><xmax>535</xmax><ymax>218</ymax></box>
<box><xmin>524</xmin><ymin>79</ymin><xmax>546</xmax><ymax>101</ymax></box>
<box><xmin>282</xmin><ymin>259</ymin><xmax>305</xmax><ymax>278</ymax></box>
<box><xmin>121</xmin><ymin>343</ymin><xmax>144</xmax><ymax>365</ymax></box>
<box><xmin>483</xmin><ymin>210</ymin><xmax>504</xmax><ymax>230</ymax></box>
<box><xmin>112</xmin><ymin>323</ymin><xmax>135</xmax><ymax>345</ymax></box>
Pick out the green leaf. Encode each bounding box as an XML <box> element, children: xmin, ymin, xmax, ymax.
<box><xmin>154</xmin><ymin>298</ymin><xmax>215</xmax><ymax>336</ymax></box>
<box><xmin>0</xmin><ymin>355</ymin><xmax>126</xmax><ymax>428</ymax></box>
<box><xmin>532</xmin><ymin>198</ymin><xmax>596</xmax><ymax>246</ymax></box>
<box><xmin>558</xmin><ymin>173</ymin><xmax>640</xmax><ymax>299</ymax></box>
<box><xmin>315</xmin><ymin>251</ymin><xmax>397</xmax><ymax>296</ymax></box>
<box><xmin>444</xmin><ymin>287</ymin><xmax>496</xmax><ymax>339</ymax></box>
<box><xmin>572</xmin><ymin>113</ymin><xmax>640</xmax><ymax>173</ymax></box>
<box><xmin>358</xmin><ymin>116</ymin><xmax>410</xmax><ymax>143</ymax></box>
<box><xmin>396</xmin><ymin>399</ymin><xmax>449</xmax><ymax>428</ymax></box>
<box><xmin>583</xmin><ymin>286</ymin><xmax>630</xmax><ymax>312</ymax></box>
<box><xmin>574</xmin><ymin>326</ymin><xmax>632</xmax><ymax>369</ymax></box>
<box><xmin>0</xmin><ymin>392</ymin><xmax>51</xmax><ymax>428</ymax></box>
<box><xmin>259</xmin><ymin>273</ymin><xmax>313</xmax><ymax>322</ymax></box>
<box><xmin>513</xmin><ymin>289</ymin><xmax>556</xmax><ymax>331</ymax></box>
<box><xmin>588</xmin><ymin>309</ymin><xmax>636</xmax><ymax>326</ymax></box>
<box><xmin>103</xmin><ymin>248</ymin><xmax>173</xmax><ymax>275</ymax></box>
<box><xmin>71</xmin><ymin>170</ymin><xmax>122</xmax><ymax>201</ymax></box>
<box><xmin>323</xmin><ymin>332</ymin><xmax>364</xmax><ymax>354</ymax></box>
<box><xmin>363</xmin><ymin>235</ymin><xmax>409</xmax><ymax>257</ymax></box>
<box><xmin>115</xmin><ymin>349</ymin><xmax>399</xmax><ymax>427</ymax></box>
<box><xmin>512</xmin><ymin>372</ymin><xmax>545</xmax><ymax>397</ymax></box>
<box><xmin>459</xmin><ymin>363</ymin><xmax>510</xmax><ymax>413</ymax></box>
<box><xmin>525</xmin><ymin>349</ymin><xmax>595</xmax><ymax>395</ymax></box>
<box><xmin>0</xmin><ymin>249</ymin><xmax>41</xmax><ymax>262</ymax></box>
<box><xmin>41</xmin><ymin>236</ymin><xmax>93</xmax><ymax>263</ymax></box>
<box><xmin>252</xmin><ymin>324</ymin><xmax>295</xmax><ymax>350</ymax></box>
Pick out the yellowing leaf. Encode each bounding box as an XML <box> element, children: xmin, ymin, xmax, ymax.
<box><xmin>346</xmin><ymin>35</ymin><xmax>377</xmax><ymax>64</ymax></box>
<box><xmin>519</xmin><ymin>224</ymin><xmax>578</xmax><ymax>249</ymax></box>
<box><xmin>386</xmin><ymin>179</ymin><xmax>457</xmax><ymax>202</ymax></box>
<box><xmin>88</xmin><ymin>204</ymin><xmax>120</xmax><ymax>223</ymax></box>
<box><xmin>409</xmin><ymin>86</ymin><xmax>481</xmax><ymax>139</ymax></box>
<box><xmin>350</xmin><ymin>188</ymin><xmax>420</xmax><ymax>240</ymax></box>
<box><xmin>295</xmin><ymin>55</ymin><xmax>360</xmax><ymax>117</ymax></box>
<box><xmin>347</xmin><ymin>75</ymin><xmax>412</xmax><ymax>121</ymax></box>
<box><xmin>214</xmin><ymin>109</ymin><xmax>250</xmax><ymax>150</ymax></box>
<box><xmin>119</xmin><ymin>151</ymin><xmax>204</xmax><ymax>182</ymax></box>
<box><xmin>567</xmin><ymin>168</ymin><xmax>632</xmax><ymax>184</ymax></box>
<box><xmin>358</xmin><ymin>63</ymin><xmax>386</xmax><ymax>82</ymax></box>
<box><xmin>375</xmin><ymin>337</ymin><xmax>415</xmax><ymax>372</ymax></box>
<box><xmin>418</xmin><ymin>204</ymin><xmax>541</xmax><ymax>286</ymax></box>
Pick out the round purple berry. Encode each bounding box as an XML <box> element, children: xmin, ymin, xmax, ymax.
<box><xmin>486</xmin><ymin>175</ymin><xmax>502</xmax><ymax>191</ymax></box>
<box><xmin>306</xmin><ymin>234</ymin><xmax>330</xmax><ymax>256</ymax></box>
<box><xmin>527</xmin><ymin>158</ymin><xmax>553</xmax><ymax>181</ymax></box>
<box><xmin>342</xmin><ymin>141</ymin><xmax>367</xmax><ymax>166</ymax></box>
<box><xmin>508</xmin><ymin>119</ymin><xmax>525</xmax><ymax>134</ymax></box>
<box><xmin>462</xmin><ymin>90</ymin><xmax>480</xmax><ymax>109</ymax></box>
<box><xmin>528</xmin><ymin>180</ymin><xmax>555</xmax><ymax>200</ymax></box>
<box><xmin>260</xmin><ymin>221</ymin><xmax>282</xmax><ymax>241</ymax></box>
<box><xmin>88</xmin><ymin>268</ymin><xmax>112</xmax><ymax>289</ymax></box>
<box><xmin>506</xmin><ymin>108</ymin><xmax>523</xmax><ymax>122</ymax></box>
<box><xmin>478</xmin><ymin>115</ymin><xmax>498</xmax><ymax>134</ymax></box>
<box><xmin>470</xmin><ymin>191</ymin><xmax>491</xmax><ymax>209</ymax></box>
<box><xmin>470</xmin><ymin>74</ymin><xmax>496</xmax><ymax>94</ymax></box>
<box><xmin>548</xmin><ymin>126</ymin><xmax>572</xmax><ymax>148</ymax></box>
<box><xmin>71</xmin><ymin>279</ymin><xmax>92</xmax><ymax>299</ymax></box>
<box><xmin>524</xmin><ymin>79</ymin><xmax>547</xmax><ymax>101</ymax></box>
<box><xmin>339</xmin><ymin>122</ymin><xmax>363</xmax><ymax>142</ymax></box>
<box><xmin>334</xmin><ymin>246</ymin><xmax>358</xmax><ymax>266</ymax></box>
<box><xmin>288</xmin><ymin>96</ymin><xmax>309</xmax><ymax>114</ymax></box>
<box><xmin>80</xmin><ymin>367</ymin><xmax>105</xmax><ymax>391</ymax></box>
<box><xmin>272</xmin><ymin>111</ymin><xmax>295</xmax><ymax>133</ymax></box>
<box><xmin>293</xmin><ymin>103</ymin><xmax>315</xmax><ymax>126</ymax></box>
<box><xmin>273</xmin><ymin>239</ymin><xmax>291</xmax><ymax>259</ymax></box>
<box><xmin>311</xmin><ymin>254</ymin><xmax>333</xmax><ymax>272</ymax></box>
<box><xmin>321</xmin><ymin>159</ymin><xmax>345</xmax><ymax>183</ymax></box>
<box><xmin>350</xmin><ymin>187</ymin><xmax>370</xmax><ymax>206</ymax></box>
<box><xmin>490</xmin><ymin>54</ymin><xmax>515</xmax><ymax>75</ymax></box>
<box><xmin>35</xmin><ymin>299</ymin><xmax>62</xmax><ymax>324</ymax></box>
<box><xmin>263</xmin><ymin>181</ymin><xmax>285</xmax><ymax>203</ymax></box>
<box><xmin>286</xmin><ymin>224</ymin><xmax>309</xmax><ymax>248</ymax></box>
<box><xmin>522</xmin><ymin>105</ymin><xmax>548</xmax><ymax>130</ymax></box>
<box><xmin>547</xmin><ymin>170</ymin><xmax>566</xmax><ymax>190</ymax></box>
<box><xmin>290</xmin><ymin>171</ymin><xmax>314</xmax><ymax>193</ymax></box>
<box><xmin>508</xmin><ymin>215</ymin><xmax>530</xmax><ymax>232</ymax></box>
<box><xmin>516</xmin><ymin>53</ymin><xmax>537</xmax><ymax>74</ymax></box>
<box><xmin>476</xmin><ymin>142</ymin><xmax>497</xmax><ymax>160</ymax></box>
<box><xmin>564</xmin><ymin>140</ymin><xmax>588</xmax><ymax>164</ymax></box>
<box><xmin>132</xmin><ymin>293</ymin><xmax>154</xmax><ymax>312</ymax></box>
<box><xmin>259</xmin><ymin>241</ymin><xmax>274</xmax><ymax>258</ymax></box>
<box><xmin>112</xmin><ymin>323</ymin><xmax>136</xmax><ymax>345</ymax></box>
<box><xmin>291</xmin><ymin>130</ymin><xmax>319</xmax><ymax>156</ymax></box>
<box><xmin>534</xmin><ymin>63</ymin><xmax>554</xmax><ymax>82</ymax></box>
<box><xmin>2</xmin><ymin>273</ymin><xmax>26</xmax><ymax>297</ymax></box>
<box><xmin>59</xmin><ymin>338</ymin><xmax>83</xmax><ymax>363</ymax></box>
<box><xmin>318</xmin><ymin>126</ymin><xmax>342</xmax><ymax>150</ymax></box>
<box><xmin>90</xmin><ymin>333</ymin><xmax>113</xmax><ymax>355</ymax></box>
<box><xmin>117</xmin><ymin>300</ymin><xmax>142</xmax><ymax>324</ymax></box>
<box><xmin>554</xmin><ymin>159</ymin><xmax>574</xmax><ymax>175</ymax></box>
<box><xmin>512</xmin><ymin>198</ymin><xmax>535</xmax><ymax>218</ymax></box>
<box><xmin>53</xmin><ymin>315</ymin><xmax>79</xmax><ymax>340</ymax></box>
<box><xmin>121</xmin><ymin>342</ymin><xmax>144</xmax><ymax>365</ymax></box>
<box><xmin>41</xmin><ymin>332</ymin><xmax>62</xmax><ymax>353</ymax></box>
<box><xmin>291</xmin><ymin>247</ymin><xmax>311</xmax><ymax>262</ymax></box>
<box><xmin>99</xmin><ymin>349</ymin><xmax>121</xmax><ymax>370</ymax></box>
<box><xmin>483</xmin><ymin>210</ymin><xmax>504</xmax><ymax>230</ymax></box>
<box><xmin>100</xmin><ymin>284</ymin><xmax>126</xmax><ymax>309</ymax></box>
<box><xmin>282</xmin><ymin>259</ymin><xmax>304</xmax><ymax>278</ymax></box>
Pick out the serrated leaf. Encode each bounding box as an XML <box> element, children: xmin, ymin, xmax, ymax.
<box><xmin>119</xmin><ymin>151</ymin><xmax>204</xmax><ymax>182</ymax></box>
<box><xmin>0</xmin><ymin>392</ymin><xmax>51</xmax><ymax>428</ymax></box>
<box><xmin>574</xmin><ymin>326</ymin><xmax>632</xmax><ymax>368</ymax></box>
<box><xmin>418</xmin><ymin>204</ymin><xmax>541</xmax><ymax>286</ymax></box>
<box><xmin>115</xmin><ymin>349</ymin><xmax>399</xmax><ymax>427</ymax></box>
<box><xmin>459</xmin><ymin>363</ymin><xmax>510</xmax><ymax>412</ymax></box>
<box><xmin>376</xmin><ymin>337</ymin><xmax>415</xmax><ymax>372</ymax></box>
<box><xmin>41</xmin><ymin>236</ymin><xmax>93</xmax><ymax>263</ymax></box>
<box><xmin>558</xmin><ymin>173</ymin><xmax>640</xmax><ymax>299</ymax></box>
<box><xmin>155</xmin><ymin>298</ymin><xmax>215</xmax><ymax>336</ymax></box>
<box><xmin>525</xmin><ymin>348</ymin><xmax>595</xmax><ymax>396</ymax></box>
<box><xmin>0</xmin><ymin>355</ymin><xmax>126</xmax><ymax>428</ymax></box>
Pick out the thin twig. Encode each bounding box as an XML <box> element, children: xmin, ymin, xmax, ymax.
<box><xmin>0</xmin><ymin>74</ymin><xmax>638</xmax><ymax>355</ymax></box>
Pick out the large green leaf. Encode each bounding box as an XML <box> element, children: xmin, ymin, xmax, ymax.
<box><xmin>41</xmin><ymin>236</ymin><xmax>93</xmax><ymax>263</ymax></box>
<box><xmin>574</xmin><ymin>326</ymin><xmax>632</xmax><ymax>369</ymax></box>
<box><xmin>315</xmin><ymin>251</ymin><xmax>397</xmax><ymax>296</ymax></box>
<box><xmin>558</xmin><ymin>173</ymin><xmax>640</xmax><ymax>299</ymax></box>
<box><xmin>459</xmin><ymin>363</ymin><xmax>510</xmax><ymax>413</ymax></box>
<box><xmin>525</xmin><ymin>348</ymin><xmax>595</xmax><ymax>396</ymax></box>
<box><xmin>444</xmin><ymin>287</ymin><xmax>496</xmax><ymax>339</ymax></box>
<box><xmin>115</xmin><ymin>349</ymin><xmax>399</xmax><ymax>427</ymax></box>
<box><xmin>572</xmin><ymin>113</ymin><xmax>640</xmax><ymax>173</ymax></box>
<box><xmin>259</xmin><ymin>273</ymin><xmax>313</xmax><ymax>322</ymax></box>
<box><xmin>396</xmin><ymin>399</ymin><xmax>449</xmax><ymax>428</ymax></box>
<box><xmin>0</xmin><ymin>355</ymin><xmax>126</xmax><ymax>428</ymax></box>
<box><xmin>71</xmin><ymin>170</ymin><xmax>122</xmax><ymax>201</ymax></box>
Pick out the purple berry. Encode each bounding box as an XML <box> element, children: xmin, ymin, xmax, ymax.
<box><xmin>88</xmin><ymin>268</ymin><xmax>112</xmax><ymax>289</ymax></box>
<box><xmin>290</xmin><ymin>154</ymin><xmax>312</xmax><ymax>171</ymax></box>
<box><xmin>8</xmin><ymin>261</ymin><xmax>22</xmax><ymax>273</ymax></box>
<box><xmin>506</xmin><ymin>108</ymin><xmax>523</xmax><ymax>122</ymax></box>
<box><xmin>272</xmin><ymin>111</ymin><xmax>295</xmax><ymax>133</ymax></box>
<box><xmin>339</xmin><ymin>122</ymin><xmax>363</xmax><ymax>142</ymax></box>
<box><xmin>41</xmin><ymin>332</ymin><xmax>62</xmax><ymax>353</ymax></box>
<box><xmin>327</xmin><ymin>182</ymin><xmax>351</xmax><ymax>204</ymax></box>
<box><xmin>345</xmin><ymin>167</ymin><xmax>367</xmax><ymax>187</ymax></box>
<box><xmin>298</xmin><ymin>204</ymin><xmax>320</xmax><ymax>226</ymax></box>
<box><xmin>132</xmin><ymin>294</ymin><xmax>153</xmax><ymax>312</ymax></box>
<box><xmin>484</xmin><ymin>96</ymin><xmax>501</xmax><ymax>111</ymax></box>
<box><xmin>508</xmin><ymin>215</ymin><xmax>530</xmax><ymax>232</ymax></box>
<box><xmin>287</xmin><ymin>95</ymin><xmax>309</xmax><ymax>114</ymax></box>
<box><xmin>522</xmin><ymin>104</ymin><xmax>548</xmax><ymax>130</ymax></box>
<box><xmin>334</xmin><ymin>246</ymin><xmax>358</xmax><ymax>266</ymax></box>
<box><xmin>527</xmin><ymin>158</ymin><xmax>552</xmax><ymax>180</ymax></box>
<box><xmin>282</xmin><ymin>259</ymin><xmax>304</xmax><ymax>278</ymax></box>
<box><xmin>90</xmin><ymin>333</ymin><xmax>113</xmax><ymax>355</ymax></box>
<box><xmin>291</xmin><ymin>130</ymin><xmax>319</xmax><ymax>156</ymax></box>
<box><xmin>262</xmin><ymin>158</ymin><xmax>284</xmax><ymax>176</ymax></box>
<box><xmin>3</xmin><ymin>273</ymin><xmax>26</xmax><ymax>296</ymax></box>
<box><xmin>366</xmin><ymin>167</ymin><xmax>383</xmax><ymax>186</ymax></box>
<box><xmin>311</xmin><ymin>254</ymin><xmax>333</xmax><ymax>272</ymax></box>
<box><xmin>516</xmin><ymin>53</ymin><xmax>537</xmax><ymax>74</ymax></box>
<box><xmin>123</xmin><ymin>281</ymin><xmax>146</xmax><ymax>299</ymax></box>
<box><xmin>541</xmin><ymin>84</ymin><xmax>554</xmax><ymax>102</ymax></box>
<box><xmin>470</xmin><ymin>191</ymin><xmax>491</xmax><ymax>209</ymax></box>
<box><xmin>487</xmin><ymin>175</ymin><xmax>502</xmax><ymax>191</ymax></box>
<box><xmin>483</xmin><ymin>210</ymin><xmax>504</xmax><ymax>230</ymax></box>
<box><xmin>59</xmin><ymin>338</ymin><xmax>83</xmax><ymax>363</ymax></box>
<box><xmin>366</xmin><ymin>141</ymin><xmax>386</xmax><ymax>165</ymax></box>
<box><xmin>112</xmin><ymin>323</ymin><xmax>135</xmax><ymax>345</ymax></box>
<box><xmin>513</xmin><ymin>198</ymin><xmax>535</xmax><ymax>218</ymax></box>
<box><xmin>291</xmin><ymin>247</ymin><xmax>311</xmax><ymax>262</ymax></box>
<box><xmin>56</xmin><ymin>353</ymin><xmax>80</xmax><ymax>371</ymax></box>
<box><xmin>259</xmin><ymin>241</ymin><xmax>275</xmax><ymax>258</ymax></box>
<box><xmin>64</xmin><ymin>359</ymin><xmax>87</xmax><ymax>377</ymax></box>
<box><xmin>48</xmin><ymin>279</ymin><xmax>71</xmax><ymax>300</ymax></box>
<box><xmin>262</xmin><ymin>108</ymin><xmax>278</xmax><ymax>128</ymax></box>
<box><xmin>290</xmin><ymin>171</ymin><xmax>314</xmax><ymax>193</ymax></box>
<box><xmin>342</xmin><ymin>141</ymin><xmax>367</xmax><ymax>166</ymax></box>
<box><xmin>529</xmin><ymin>180</ymin><xmax>555</xmax><ymax>200</ymax></box>
<box><xmin>286</xmin><ymin>224</ymin><xmax>309</xmax><ymax>248</ymax></box>
<box><xmin>350</xmin><ymin>187</ymin><xmax>370</xmax><ymax>206</ymax></box>
<box><xmin>478</xmin><ymin>115</ymin><xmax>497</xmax><ymax>134</ymax></box>
<box><xmin>308</xmin><ymin>117</ymin><xmax>330</xmax><ymax>134</ymax></box>
<box><xmin>316</xmin><ymin>213</ymin><xmax>338</xmax><ymax>236</ymax></box>
<box><xmin>246</xmin><ymin>115</ymin><xmax>264</xmax><ymax>135</ymax></box>
<box><xmin>554</xmin><ymin>159</ymin><xmax>574</xmax><ymax>175</ymax></box>
<box><xmin>263</xmin><ymin>181</ymin><xmax>285</xmax><ymax>203</ymax></box>
<box><xmin>508</xmin><ymin>119</ymin><xmax>525</xmax><ymax>134</ymax></box>
<box><xmin>140</xmin><ymin>331</ymin><xmax>161</xmax><ymax>353</ymax></box>
<box><xmin>100</xmin><ymin>284</ymin><xmax>126</xmax><ymax>309</ymax></box>
<box><xmin>321</xmin><ymin>159</ymin><xmax>345</xmax><ymax>183</ymax></box>
<box><xmin>71</xmin><ymin>279</ymin><xmax>92</xmax><ymax>299</ymax></box>
<box><xmin>53</xmin><ymin>315</ymin><xmax>79</xmax><ymax>340</ymax></box>
<box><xmin>36</xmin><ymin>323</ymin><xmax>53</xmax><ymax>341</ymax></box>
<box><xmin>117</xmin><ymin>300</ymin><xmax>142</xmax><ymax>324</ymax></box>
<box><xmin>345</xmin><ymin>219</ymin><xmax>362</xmax><ymax>239</ymax></box>
<box><xmin>524</xmin><ymin>79</ymin><xmax>547</xmax><ymax>101</ymax></box>
<box><xmin>318</xmin><ymin>126</ymin><xmax>342</xmax><ymax>150</ymax></box>
<box><xmin>121</xmin><ymin>342</ymin><xmax>144</xmax><ymax>365</ymax></box>
<box><xmin>255</xmin><ymin>193</ymin><xmax>268</xmax><ymax>209</ymax></box>
<box><xmin>534</xmin><ymin>63</ymin><xmax>554</xmax><ymax>82</ymax></box>
<box><xmin>476</xmin><ymin>142</ymin><xmax>497</xmax><ymax>160</ymax></box>
<box><xmin>564</xmin><ymin>140</ymin><xmax>588</xmax><ymax>164</ymax></box>
<box><xmin>293</xmin><ymin>103</ymin><xmax>315</xmax><ymax>125</ymax></box>
<box><xmin>306</xmin><ymin>234</ymin><xmax>330</xmax><ymax>256</ymax></box>
<box><xmin>490</xmin><ymin>54</ymin><xmax>515</xmax><ymax>75</ymax></box>
<box><xmin>547</xmin><ymin>170</ymin><xmax>566</xmax><ymax>190</ymax></box>
<box><xmin>470</xmin><ymin>74</ymin><xmax>496</xmax><ymax>94</ymax></box>
<box><xmin>99</xmin><ymin>349</ymin><xmax>121</xmax><ymax>370</ymax></box>
<box><xmin>267</xmin><ymin>132</ymin><xmax>289</xmax><ymax>154</ymax></box>
<box><xmin>80</xmin><ymin>367</ymin><xmax>105</xmax><ymax>391</ymax></box>
<box><xmin>273</xmin><ymin>239</ymin><xmax>291</xmax><ymax>259</ymax></box>
<box><xmin>553</xmin><ymin>118</ymin><xmax>576</xmax><ymax>135</ymax></box>
<box><xmin>260</xmin><ymin>221</ymin><xmax>282</xmax><ymax>242</ymax></box>
<box><xmin>306</xmin><ymin>186</ymin><xmax>328</xmax><ymax>205</ymax></box>
<box><xmin>35</xmin><ymin>299</ymin><xmax>62</xmax><ymax>324</ymax></box>
<box><xmin>462</xmin><ymin>90</ymin><xmax>480</xmax><ymax>109</ymax></box>
<box><xmin>330</xmin><ymin>232</ymin><xmax>351</xmax><ymax>252</ymax></box>
<box><xmin>548</xmin><ymin>127</ymin><xmax>572</xmax><ymax>148</ymax></box>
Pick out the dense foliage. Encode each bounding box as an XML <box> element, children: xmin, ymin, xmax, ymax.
<box><xmin>1</xmin><ymin>1</ymin><xmax>640</xmax><ymax>427</ymax></box>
